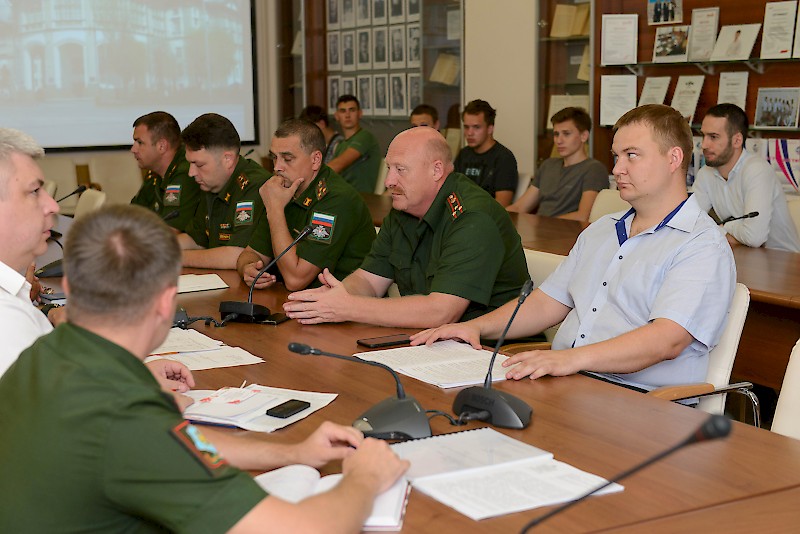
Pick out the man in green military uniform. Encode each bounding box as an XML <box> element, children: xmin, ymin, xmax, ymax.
<box><xmin>178</xmin><ymin>113</ymin><xmax>270</xmax><ymax>269</ymax></box>
<box><xmin>0</xmin><ymin>205</ymin><xmax>407</xmax><ymax>532</ymax></box>
<box><xmin>327</xmin><ymin>95</ymin><xmax>381</xmax><ymax>193</ymax></box>
<box><xmin>130</xmin><ymin>111</ymin><xmax>201</xmax><ymax>231</ymax></box>
<box><xmin>284</xmin><ymin>127</ymin><xmax>528</xmax><ymax>328</ymax></box>
<box><xmin>237</xmin><ymin>119</ymin><xmax>375</xmax><ymax>291</ymax></box>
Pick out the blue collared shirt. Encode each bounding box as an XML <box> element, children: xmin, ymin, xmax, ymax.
<box><xmin>539</xmin><ymin>194</ymin><xmax>736</xmax><ymax>390</ymax></box>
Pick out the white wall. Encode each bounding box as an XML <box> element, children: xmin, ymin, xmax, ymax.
<box><xmin>463</xmin><ymin>0</ymin><xmax>537</xmax><ymax>176</ymax></box>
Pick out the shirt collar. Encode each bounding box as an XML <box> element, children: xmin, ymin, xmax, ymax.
<box><xmin>291</xmin><ymin>165</ymin><xmax>328</xmax><ymax>210</ymax></box>
<box><xmin>0</xmin><ymin>260</ymin><xmax>28</xmax><ymax>300</ymax></box>
<box><xmin>611</xmin><ymin>194</ymin><xmax>700</xmax><ymax>236</ymax></box>
<box><xmin>420</xmin><ymin>172</ymin><xmax>459</xmax><ymax>230</ymax></box>
<box><xmin>710</xmin><ymin>148</ymin><xmax>750</xmax><ymax>181</ymax></box>
<box><xmin>215</xmin><ymin>156</ymin><xmax>249</xmax><ymax>203</ymax></box>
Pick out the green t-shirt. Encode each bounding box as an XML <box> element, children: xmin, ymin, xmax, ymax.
<box><xmin>361</xmin><ymin>172</ymin><xmax>529</xmax><ymax>321</ymax></box>
<box><xmin>248</xmin><ymin>165</ymin><xmax>375</xmax><ymax>287</ymax></box>
<box><xmin>0</xmin><ymin>324</ymin><xmax>265</xmax><ymax>533</ymax></box>
<box><xmin>334</xmin><ymin>127</ymin><xmax>381</xmax><ymax>193</ymax></box>
<box><xmin>130</xmin><ymin>146</ymin><xmax>202</xmax><ymax>231</ymax></box>
<box><xmin>184</xmin><ymin>157</ymin><xmax>271</xmax><ymax>249</ymax></box>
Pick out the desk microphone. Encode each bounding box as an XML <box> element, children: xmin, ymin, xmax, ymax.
<box><xmin>219</xmin><ymin>224</ymin><xmax>313</xmax><ymax>323</ymax></box>
<box><xmin>56</xmin><ymin>185</ymin><xmax>87</xmax><ymax>203</ymax></box>
<box><xmin>288</xmin><ymin>342</ymin><xmax>432</xmax><ymax>440</ymax></box>
<box><xmin>452</xmin><ymin>280</ymin><xmax>534</xmax><ymax>429</ymax></box>
<box><xmin>519</xmin><ymin>415</ymin><xmax>732</xmax><ymax>532</ymax></box>
<box><xmin>721</xmin><ymin>211</ymin><xmax>758</xmax><ymax>224</ymax></box>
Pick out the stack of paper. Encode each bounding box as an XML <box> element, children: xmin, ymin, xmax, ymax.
<box><xmin>256</xmin><ymin>465</ymin><xmax>410</xmax><ymax>530</ymax></box>
<box><xmin>177</xmin><ymin>273</ymin><xmax>229</xmax><ymax>294</ymax></box>
<box><xmin>184</xmin><ymin>384</ymin><xmax>337</xmax><ymax>433</ymax></box>
<box><xmin>391</xmin><ymin>428</ymin><xmax>623</xmax><ymax>521</ymax></box>
<box><xmin>355</xmin><ymin>340</ymin><xmax>509</xmax><ymax>388</ymax></box>
<box><xmin>147</xmin><ymin>327</ymin><xmax>264</xmax><ymax>371</ymax></box>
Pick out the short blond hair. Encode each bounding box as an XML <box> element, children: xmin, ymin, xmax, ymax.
<box><xmin>614</xmin><ymin>104</ymin><xmax>692</xmax><ymax>174</ymax></box>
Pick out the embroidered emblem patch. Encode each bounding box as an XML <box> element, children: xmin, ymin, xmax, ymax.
<box><xmin>219</xmin><ymin>232</ymin><xmax>231</xmax><ymax>241</ymax></box>
<box><xmin>237</xmin><ymin>174</ymin><xmax>249</xmax><ymax>190</ymax></box>
<box><xmin>164</xmin><ymin>185</ymin><xmax>181</xmax><ymax>206</ymax></box>
<box><xmin>170</xmin><ymin>420</ymin><xmax>227</xmax><ymax>473</ymax></box>
<box><xmin>309</xmin><ymin>212</ymin><xmax>335</xmax><ymax>243</ymax></box>
<box><xmin>447</xmin><ymin>193</ymin><xmax>464</xmax><ymax>220</ymax></box>
<box><xmin>235</xmin><ymin>201</ymin><xmax>254</xmax><ymax>226</ymax></box>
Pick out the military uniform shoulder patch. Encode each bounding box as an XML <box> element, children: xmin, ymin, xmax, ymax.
<box><xmin>237</xmin><ymin>174</ymin><xmax>249</xmax><ymax>190</ymax></box>
<box><xmin>316</xmin><ymin>177</ymin><xmax>328</xmax><ymax>200</ymax></box>
<box><xmin>309</xmin><ymin>212</ymin><xmax>335</xmax><ymax>243</ymax></box>
<box><xmin>164</xmin><ymin>184</ymin><xmax>181</xmax><ymax>206</ymax></box>
<box><xmin>170</xmin><ymin>420</ymin><xmax>227</xmax><ymax>474</ymax></box>
<box><xmin>235</xmin><ymin>201</ymin><xmax>254</xmax><ymax>226</ymax></box>
<box><xmin>446</xmin><ymin>192</ymin><xmax>464</xmax><ymax>220</ymax></box>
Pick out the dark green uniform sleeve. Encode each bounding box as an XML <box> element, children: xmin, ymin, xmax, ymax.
<box><xmin>104</xmin><ymin>407</ymin><xmax>266</xmax><ymax>534</ymax></box>
<box><xmin>183</xmin><ymin>205</ymin><xmax>210</xmax><ymax>248</ymax></box>
<box><xmin>359</xmin><ymin>214</ymin><xmax>398</xmax><ymax>281</ymax></box>
<box><xmin>428</xmin><ymin>211</ymin><xmax>506</xmax><ymax>305</ymax></box>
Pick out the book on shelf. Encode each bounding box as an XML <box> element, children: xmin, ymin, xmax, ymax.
<box><xmin>428</xmin><ymin>53</ymin><xmax>459</xmax><ymax>85</ymax></box>
<box><xmin>390</xmin><ymin>427</ymin><xmax>623</xmax><ymax>521</ymax></box>
<box><xmin>255</xmin><ymin>465</ymin><xmax>410</xmax><ymax>531</ymax></box>
<box><xmin>550</xmin><ymin>3</ymin><xmax>590</xmax><ymax>38</ymax></box>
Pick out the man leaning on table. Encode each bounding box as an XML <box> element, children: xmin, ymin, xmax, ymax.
<box><xmin>236</xmin><ymin>119</ymin><xmax>375</xmax><ymax>291</ymax></box>
<box><xmin>414</xmin><ymin>104</ymin><xmax>736</xmax><ymax>392</ymax></box>
<box><xmin>693</xmin><ymin>103</ymin><xmax>800</xmax><ymax>252</ymax></box>
<box><xmin>284</xmin><ymin>126</ymin><xmax>528</xmax><ymax>328</ymax></box>
<box><xmin>177</xmin><ymin>113</ymin><xmax>271</xmax><ymax>269</ymax></box>
<box><xmin>0</xmin><ymin>204</ymin><xmax>408</xmax><ymax>532</ymax></box>
<box><xmin>0</xmin><ymin>127</ymin><xmax>193</xmax><ymax>395</ymax></box>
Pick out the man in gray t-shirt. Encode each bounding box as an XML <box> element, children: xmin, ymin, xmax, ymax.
<box><xmin>508</xmin><ymin>107</ymin><xmax>608</xmax><ymax>221</ymax></box>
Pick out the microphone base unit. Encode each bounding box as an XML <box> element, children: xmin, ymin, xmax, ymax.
<box><xmin>35</xmin><ymin>259</ymin><xmax>64</xmax><ymax>278</ymax></box>
<box><xmin>218</xmin><ymin>301</ymin><xmax>271</xmax><ymax>323</ymax></box>
<box><xmin>453</xmin><ymin>386</ymin><xmax>532</xmax><ymax>429</ymax></box>
<box><xmin>352</xmin><ymin>396</ymin><xmax>432</xmax><ymax>440</ymax></box>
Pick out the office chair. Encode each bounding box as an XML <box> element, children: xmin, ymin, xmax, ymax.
<box><xmin>588</xmin><ymin>188</ymin><xmax>631</xmax><ymax>223</ymax></box>
<box><xmin>771</xmin><ymin>337</ymin><xmax>800</xmax><ymax>439</ymax></box>
<box><xmin>87</xmin><ymin>154</ymin><xmax>143</xmax><ymax>206</ymax></box>
<box><xmin>74</xmin><ymin>189</ymin><xmax>107</xmax><ymax>220</ymax></box>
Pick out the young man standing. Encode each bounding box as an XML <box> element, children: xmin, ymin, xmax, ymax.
<box><xmin>508</xmin><ymin>107</ymin><xmax>609</xmax><ymax>221</ymax></box>
<box><xmin>454</xmin><ymin>99</ymin><xmax>519</xmax><ymax>207</ymax></box>
<box><xmin>327</xmin><ymin>95</ymin><xmax>381</xmax><ymax>193</ymax></box>
<box><xmin>409</xmin><ymin>104</ymin><xmax>440</xmax><ymax>130</ymax></box>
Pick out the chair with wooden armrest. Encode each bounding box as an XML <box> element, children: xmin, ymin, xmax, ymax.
<box><xmin>771</xmin><ymin>337</ymin><xmax>800</xmax><ymax>439</ymax></box>
<box><xmin>646</xmin><ymin>283</ymin><xmax>759</xmax><ymax>426</ymax></box>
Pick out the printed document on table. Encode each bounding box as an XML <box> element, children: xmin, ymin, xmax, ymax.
<box><xmin>148</xmin><ymin>346</ymin><xmax>265</xmax><ymax>371</ymax></box>
<box><xmin>150</xmin><ymin>327</ymin><xmax>223</xmax><ymax>355</ymax></box>
<box><xmin>177</xmin><ymin>273</ymin><xmax>229</xmax><ymax>293</ymax></box>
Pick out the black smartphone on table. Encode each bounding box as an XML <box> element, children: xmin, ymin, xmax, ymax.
<box><xmin>356</xmin><ymin>334</ymin><xmax>411</xmax><ymax>349</ymax></box>
<box><xmin>266</xmin><ymin>399</ymin><xmax>311</xmax><ymax>418</ymax></box>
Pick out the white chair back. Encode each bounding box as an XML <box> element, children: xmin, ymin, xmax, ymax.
<box><xmin>88</xmin><ymin>154</ymin><xmax>143</xmax><ymax>206</ymax></box>
<box><xmin>523</xmin><ymin>249</ymin><xmax>565</xmax><ymax>342</ymax></box>
<box><xmin>74</xmin><ymin>189</ymin><xmax>107</xmax><ymax>220</ymax></box>
<box><xmin>772</xmin><ymin>338</ymin><xmax>800</xmax><ymax>439</ymax></box>
<box><xmin>698</xmin><ymin>283</ymin><xmax>750</xmax><ymax>415</ymax></box>
<box><xmin>514</xmin><ymin>172</ymin><xmax>531</xmax><ymax>202</ymax></box>
<box><xmin>374</xmin><ymin>158</ymin><xmax>388</xmax><ymax>194</ymax></box>
<box><xmin>38</xmin><ymin>156</ymin><xmax>79</xmax><ymax>215</ymax></box>
<box><xmin>42</xmin><ymin>180</ymin><xmax>58</xmax><ymax>198</ymax></box>
<box><xmin>588</xmin><ymin>188</ymin><xmax>630</xmax><ymax>223</ymax></box>
<box><xmin>786</xmin><ymin>197</ymin><xmax>800</xmax><ymax>238</ymax></box>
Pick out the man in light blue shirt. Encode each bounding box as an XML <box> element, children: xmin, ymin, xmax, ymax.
<box><xmin>413</xmin><ymin>104</ymin><xmax>736</xmax><ymax>391</ymax></box>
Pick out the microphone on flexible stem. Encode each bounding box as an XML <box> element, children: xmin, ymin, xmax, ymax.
<box><xmin>721</xmin><ymin>211</ymin><xmax>758</xmax><ymax>224</ymax></box>
<box><xmin>288</xmin><ymin>342</ymin><xmax>432</xmax><ymax>440</ymax></box>
<box><xmin>452</xmin><ymin>279</ymin><xmax>534</xmax><ymax>429</ymax></box>
<box><xmin>218</xmin><ymin>224</ymin><xmax>314</xmax><ymax>323</ymax></box>
<box><xmin>56</xmin><ymin>185</ymin><xmax>87</xmax><ymax>203</ymax></box>
<box><xmin>519</xmin><ymin>415</ymin><xmax>732</xmax><ymax>532</ymax></box>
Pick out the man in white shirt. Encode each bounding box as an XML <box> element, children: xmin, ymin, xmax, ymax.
<box><xmin>0</xmin><ymin>128</ymin><xmax>194</xmax><ymax>392</ymax></box>
<box><xmin>693</xmin><ymin>103</ymin><xmax>800</xmax><ymax>252</ymax></box>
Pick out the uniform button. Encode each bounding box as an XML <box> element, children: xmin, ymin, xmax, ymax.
<box><xmin>618</xmin><ymin>255</ymin><xmax>623</xmax><ymax>259</ymax></box>
<box><xmin>580</xmin><ymin>334</ymin><xmax>585</xmax><ymax>339</ymax></box>
<box><xmin>592</xmin><ymin>308</ymin><xmax>597</xmax><ymax>312</ymax></box>
<box><xmin>603</xmin><ymin>282</ymin><xmax>607</xmax><ymax>286</ymax></box>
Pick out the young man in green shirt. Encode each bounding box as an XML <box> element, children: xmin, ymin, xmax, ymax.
<box><xmin>327</xmin><ymin>95</ymin><xmax>381</xmax><ymax>193</ymax></box>
<box><xmin>237</xmin><ymin>119</ymin><xmax>375</xmax><ymax>291</ymax></box>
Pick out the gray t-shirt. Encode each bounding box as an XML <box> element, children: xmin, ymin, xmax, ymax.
<box><xmin>532</xmin><ymin>157</ymin><xmax>609</xmax><ymax>217</ymax></box>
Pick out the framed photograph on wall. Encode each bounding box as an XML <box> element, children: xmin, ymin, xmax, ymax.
<box><xmin>390</xmin><ymin>73</ymin><xmax>407</xmax><ymax>116</ymax></box>
<box><xmin>389</xmin><ymin>24</ymin><xmax>406</xmax><ymax>69</ymax></box>
<box><xmin>357</xmin><ymin>29</ymin><xmax>372</xmax><ymax>70</ymax></box>
<box><xmin>327</xmin><ymin>0</ymin><xmax>340</xmax><ymax>30</ymax></box>
<box><xmin>652</xmin><ymin>25</ymin><xmax>690</xmax><ymax>63</ymax></box>
<box><xmin>341</xmin><ymin>76</ymin><xmax>356</xmax><ymax>98</ymax></box>
<box><xmin>372</xmin><ymin>0</ymin><xmax>387</xmax><ymax>24</ymax></box>
<box><xmin>358</xmin><ymin>75</ymin><xmax>373</xmax><ymax>116</ymax></box>
<box><xmin>327</xmin><ymin>75</ymin><xmax>341</xmax><ymax>115</ymax></box>
<box><xmin>327</xmin><ymin>32</ymin><xmax>341</xmax><ymax>71</ymax></box>
<box><xmin>389</xmin><ymin>0</ymin><xmax>404</xmax><ymax>24</ymax></box>
<box><xmin>341</xmin><ymin>30</ymin><xmax>356</xmax><ymax>71</ymax></box>
<box><xmin>373</xmin><ymin>74</ymin><xmax>389</xmax><ymax>115</ymax></box>
<box><xmin>356</xmin><ymin>0</ymin><xmax>371</xmax><ymax>26</ymax></box>
<box><xmin>341</xmin><ymin>0</ymin><xmax>356</xmax><ymax>28</ymax></box>
<box><xmin>373</xmin><ymin>26</ymin><xmax>388</xmax><ymax>69</ymax></box>
<box><xmin>755</xmin><ymin>87</ymin><xmax>800</xmax><ymax>129</ymax></box>
<box><xmin>648</xmin><ymin>0</ymin><xmax>683</xmax><ymax>25</ymax></box>
<box><xmin>407</xmin><ymin>0</ymin><xmax>421</xmax><ymax>22</ymax></box>
<box><xmin>407</xmin><ymin>23</ymin><xmax>421</xmax><ymax>68</ymax></box>
<box><xmin>408</xmin><ymin>73</ymin><xmax>421</xmax><ymax>110</ymax></box>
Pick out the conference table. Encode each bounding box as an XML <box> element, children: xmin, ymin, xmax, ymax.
<box><xmin>178</xmin><ymin>269</ymin><xmax>800</xmax><ymax>532</ymax></box>
<box><xmin>362</xmin><ymin>192</ymin><xmax>800</xmax><ymax>392</ymax></box>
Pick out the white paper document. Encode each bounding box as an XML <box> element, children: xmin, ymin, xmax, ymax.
<box><xmin>256</xmin><ymin>465</ymin><xmax>410</xmax><ymax>531</ymax></box>
<box><xmin>184</xmin><ymin>384</ymin><xmax>337</xmax><ymax>433</ymax></box>
<box><xmin>177</xmin><ymin>273</ymin><xmax>229</xmax><ymax>294</ymax></box>
<box><xmin>638</xmin><ymin>76</ymin><xmax>671</xmax><ymax>106</ymax></box>
<box><xmin>718</xmin><ymin>71</ymin><xmax>749</xmax><ymax>111</ymax></box>
<box><xmin>150</xmin><ymin>327</ymin><xmax>223</xmax><ymax>355</ymax></box>
<box><xmin>150</xmin><ymin>346</ymin><xmax>265</xmax><ymax>371</ymax></box>
<box><xmin>687</xmin><ymin>7</ymin><xmax>719</xmax><ymax>61</ymax></box>
<box><xmin>670</xmin><ymin>75</ymin><xmax>705</xmax><ymax>123</ymax></box>
<box><xmin>355</xmin><ymin>340</ymin><xmax>509</xmax><ymax>388</ymax></box>
<box><xmin>390</xmin><ymin>428</ymin><xmax>623</xmax><ymax>521</ymax></box>
<box><xmin>601</xmin><ymin>14</ymin><xmax>638</xmax><ymax>65</ymax></box>
<box><xmin>600</xmin><ymin>75</ymin><xmax>637</xmax><ymax>126</ymax></box>
<box><xmin>762</xmin><ymin>1</ymin><xmax>798</xmax><ymax>59</ymax></box>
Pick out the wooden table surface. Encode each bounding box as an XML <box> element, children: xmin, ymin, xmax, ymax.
<box><xmin>180</xmin><ymin>269</ymin><xmax>800</xmax><ymax>533</ymax></box>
